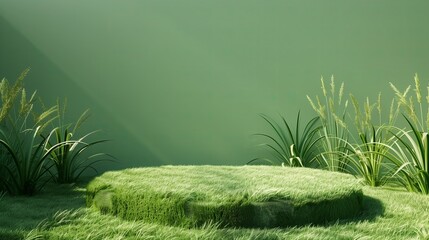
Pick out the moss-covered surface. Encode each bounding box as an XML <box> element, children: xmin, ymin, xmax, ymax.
<box><xmin>86</xmin><ymin>165</ymin><xmax>363</xmax><ymax>228</ymax></box>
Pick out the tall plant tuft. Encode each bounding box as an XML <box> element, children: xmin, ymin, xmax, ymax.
<box><xmin>0</xmin><ymin>69</ymin><xmax>113</xmax><ymax>194</ymax></box>
<box><xmin>387</xmin><ymin>74</ymin><xmax>429</xmax><ymax>194</ymax></box>
<box><xmin>47</xmin><ymin>99</ymin><xmax>112</xmax><ymax>183</ymax></box>
<box><xmin>0</xmin><ymin>126</ymin><xmax>68</xmax><ymax>195</ymax></box>
<box><xmin>307</xmin><ymin>76</ymin><xmax>349</xmax><ymax>172</ymax></box>
<box><xmin>0</xmin><ymin>69</ymin><xmax>62</xmax><ymax>195</ymax></box>
<box><xmin>250</xmin><ymin>111</ymin><xmax>322</xmax><ymax>167</ymax></box>
<box><xmin>344</xmin><ymin>93</ymin><xmax>400</xmax><ymax>187</ymax></box>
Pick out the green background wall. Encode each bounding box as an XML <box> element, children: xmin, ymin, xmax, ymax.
<box><xmin>1</xmin><ymin>0</ymin><xmax>429</xmax><ymax>170</ymax></box>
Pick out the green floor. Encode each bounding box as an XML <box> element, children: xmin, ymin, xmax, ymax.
<box><xmin>87</xmin><ymin>166</ymin><xmax>363</xmax><ymax>228</ymax></box>
<box><xmin>1</xmin><ymin>172</ymin><xmax>429</xmax><ymax>239</ymax></box>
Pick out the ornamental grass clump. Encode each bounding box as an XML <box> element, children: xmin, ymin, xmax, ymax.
<box><xmin>307</xmin><ymin>76</ymin><xmax>349</xmax><ymax>172</ymax></box>
<box><xmin>0</xmin><ymin>69</ymin><xmax>63</xmax><ymax>195</ymax></box>
<box><xmin>344</xmin><ymin>93</ymin><xmax>400</xmax><ymax>187</ymax></box>
<box><xmin>0</xmin><ymin>127</ymin><xmax>68</xmax><ymax>195</ymax></box>
<box><xmin>0</xmin><ymin>69</ymin><xmax>110</xmax><ymax>195</ymax></box>
<box><xmin>386</xmin><ymin>74</ymin><xmax>429</xmax><ymax>194</ymax></box>
<box><xmin>47</xmin><ymin>99</ymin><xmax>112</xmax><ymax>184</ymax></box>
<box><xmin>250</xmin><ymin>111</ymin><xmax>322</xmax><ymax>167</ymax></box>
<box><xmin>0</xmin><ymin>71</ymin><xmax>26</xmax><ymax>193</ymax></box>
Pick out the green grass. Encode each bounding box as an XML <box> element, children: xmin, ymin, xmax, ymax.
<box><xmin>2</xmin><ymin>177</ymin><xmax>429</xmax><ymax>239</ymax></box>
<box><xmin>307</xmin><ymin>77</ymin><xmax>350</xmax><ymax>172</ymax></box>
<box><xmin>250</xmin><ymin>112</ymin><xmax>322</xmax><ymax>167</ymax></box>
<box><xmin>86</xmin><ymin>166</ymin><xmax>363</xmax><ymax>228</ymax></box>
<box><xmin>2</xmin><ymin>166</ymin><xmax>429</xmax><ymax>239</ymax></box>
<box><xmin>0</xmin><ymin>181</ymin><xmax>86</xmax><ymax>240</ymax></box>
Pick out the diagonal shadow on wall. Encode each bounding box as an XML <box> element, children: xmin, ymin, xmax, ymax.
<box><xmin>0</xmin><ymin>15</ymin><xmax>166</xmax><ymax>171</ymax></box>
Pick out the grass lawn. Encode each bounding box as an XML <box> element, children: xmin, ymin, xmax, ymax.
<box><xmin>87</xmin><ymin>166</ymin><xmax>363</xmax><ymax>228</ymax></box>
<box><xmin>0</xmin><ymin>166</ymin><xmax>428</xmax><ymax>240</ymax></box>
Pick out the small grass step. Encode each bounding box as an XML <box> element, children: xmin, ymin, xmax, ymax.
<box><xmin>86</xmin><ymin>165</ymin><xmax>363</xmax><ymax>228</ymax></box>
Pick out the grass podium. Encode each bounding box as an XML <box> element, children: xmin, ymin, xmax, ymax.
<box><xmin>87</xmin><ymin>166</ymin><xmax>363</xmax><ymax>228</ymax></box>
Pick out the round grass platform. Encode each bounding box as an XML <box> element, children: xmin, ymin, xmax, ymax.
<box><xmin>86</xmin><ymin>165</ymin><xmax>363</xmax><ymax>228</ymax></box>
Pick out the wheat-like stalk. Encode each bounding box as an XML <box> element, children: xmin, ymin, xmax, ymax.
<box><xmin>0</xmin><ymin>68</ymin><xmax>30</xmax><ymax>122</ymax></box>
<box><xmin>390</xmin><ymin>82</ymin><xmax>410</xmax><ymax>107</ymax></box>
<box><xmin>377</xmin><ymin>92</ymin><xmax>382</xmax><ymax>125</ymax></box>
<box><xmin>339</xmin><ymin>82</ymin><xmax>344</xmax><ymax>105</ymax></box>
<box><xmin>0</xmin><ymin>78</ymin><xmax>8</xmax><ymax>103</ymax></box>
<box><xmin>307</xmin><ymin>76</ymin><xmax>350</xmax><ymax>172</ymax></box>
<box><xmin>307</xmin><ymin>95</ymin><xmax>317</xmax><ymax>112</ymax></box>
<box><xmin>332</xmin><ymin>113</ymin><xmax>347</xmax><ymax>128</ymax></box>
<box><xmin>316</xmin><ymin>95</ymin><xmax>326</xmax><ymax>120</ymax></box>
<box><xmin>321</xmin><ymin>77</ymin><xmax>327</xmax><ymax>97</ymax></box>
<box><xmin>364</xmin><ymin>97</ymin><xmax>373</xmax><ymax>129</ymax></box>
<box><xmin>414</xmin><ymin>74</ymin><xmax>425</xmax><ymax>129</ymax></box>
<box><xmin>415</xmin><ymin>74</ymin><xmax>422</xmax><ymax>103</ymax></box>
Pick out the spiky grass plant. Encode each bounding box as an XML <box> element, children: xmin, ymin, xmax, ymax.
<box><xmin>0</xmin><ymin>69</ymin><xmax>60</xmax><ymax>195</ymax></box>
<box><xmin>0</xmin><ymin>69</ymin><xmax>29</xmax><ymax>193</ymax></box>
<box><xmin>0</xmin><ymin>126</ymin><xmax>69</xmax><ymax>195</ymax></box>
<box><xmin>307</xmin><ymin>76</ymin><xmax>349</xmax><ymax>172</ymax></box>
<box><xmin>47</xmin><ymin>99</ymin><xmax>111</xmax><ymax>184</ymax></box>
<box><xmin>344</xmin><ymin>94</ymin><xmax>400</xmax><ymax>187</ymax></box>
<box><xmin>250</xmin><ymin>111</ymin><xmax>322</xmax><ymax>167</ymax></box>
<box><xmin>387</xmin><ymin>74</ymin><xmax>429</xmax><ymax>194</ymax></box>
<box><xmin>382</xmin><ymin>122</ymin><xmax>429</xmax><ymax>193</ymax></box>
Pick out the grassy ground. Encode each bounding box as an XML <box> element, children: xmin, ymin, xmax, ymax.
<box><xmin>0</xmin><ymin>168</ymin><xmax>428</xmax><ymax>239</ymax></box>
<box><xmin>0</xmin><ymin>182</ymin><xmax>86</xmax><ymax>240</ymax></box>
<box><xmin>87</xmin><ymin>166</ymin><xmax>363</xmax><ymax>228</ymax></box>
